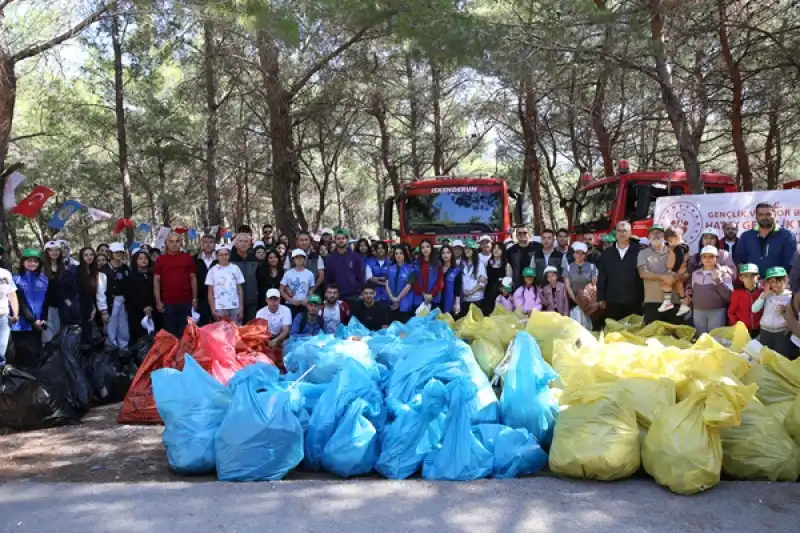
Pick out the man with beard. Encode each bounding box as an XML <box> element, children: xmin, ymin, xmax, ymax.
<box><xmin>734</xmin><ymin>202</ymin><xmax>795</xmax><ymax>279</ymax></box>
<box><xmin>284</xmin><ymin>230</ymin><xmax>325</xmax><ymax>294</ymax></box>
<box><xmin>320</xmin><ymin>228</ymin><xmax>334</xmax><ymax>251</ymax></box>
<box><xmin>505</xmin><ymin>226</ymin><xmax>541</xmax><ymax>288</ymax></box>
<box><xmin>324</xmin><ymin>228</ymin><xmax>365</xmax><ymax>307</ymax></box>
<box><xmin>230</xmin><ymin>230</ymin><xmax>261</xmax><ymax>322</ymax></box>
<box><xmin>720</xmin><ymin>222</ymin><xmax>739</xmax><ymax>254</ymax></box>
<box><xmin>531</xmin><ymin>229</ymin><xmax>569</xmax><ymax>285</ymax></box>
<box><xmin>556</xmin><ymin>229</ymin><xmax>574</xmax><ymax>265</ymax></box>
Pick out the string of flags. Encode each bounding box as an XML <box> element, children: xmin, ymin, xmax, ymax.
<box><xmin>4</xmin><ymin>175</ymin><xmax>231</xmax><ymax>247</ymax></box>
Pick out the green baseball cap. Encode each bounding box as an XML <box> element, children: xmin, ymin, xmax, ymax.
<box><xmin>22</xmin><ymin>248</ymin><xmax>41</xmax><ymax>259</ymax></box>
<box><xmin>465</xmin><ymin>239</ymin><xmax>478</xmax><ymax>249</ymax></box>
<box><xmin>765</xmin><ymin>266</ymin><xmax>787</xmax><ymax>280</ymax></box>
<box><xmin>334</xmin><ymin>227</ymin><xmax>350</xmax><ymax>237</ymax></box>
<box><xmin>308</xmin><ymin>294</ymin><xmax>322</xmax><ymax>305</ymax></box>
<box><xmin>601</xmin><ymin>234</ymin><xmax>616</xmax><ymax>243</ymax></box>
<box><xmin>649</xmin><ymin>224</ymin><xmax>665</xmax><ymax>234</ymax></box>
<box><xmin>522</xmin><ymin>267</ymin><xmax>536</xmax><ymax>278</ymax></box>
<box><xmin>738</xmin><ymin>263</ymin><xmax>759</xmax><ymax>275</ymax></box>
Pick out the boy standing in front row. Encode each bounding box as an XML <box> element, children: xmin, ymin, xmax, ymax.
<box><xmin>728</xmin><ymin>263</ymin><xmax>762</xmax><ymax>338</ymax></box>
<box><xmin>205</xmin><ymin>244</ymin><xmax>245</xmax><ymax>324</ymax></box>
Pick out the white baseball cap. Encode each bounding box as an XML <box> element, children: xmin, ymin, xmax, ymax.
<box><xmin>701</xmin><ymin>227</ymin><xmax>720</xmax><ymax>239</ymax></box>
<box><xmin>109</xmin><ymin>243</ymin><xmax>125</xmax><ymax>253</ymax></box>
<box><xmin>501</xmin><ymin>276</ymin><xmax>513</xmax><ymax>289</ymax></box>
<box><xmin>370</xmin><ymin>235</ymin><xmax>380</xmax><ymax>241</ymax></box>
<box><xmin>266</xmin><ymin>288</ymin><xmax>281</xmax><ymax>299</ymax></box>
<box><xmin>56</xmin><ymin>239</ymin><xmax>68</xmax><ymax>247</ymax></box>
<box><xmin>44</xmin><ymin>240</ymin><xmax>60</xmax><ymax>250</ymax></box>
<box><xmin>543</xmin><ymin>266</ymin><xmax>558</xmax><ymax>275</ymax></box>
<box><xmin>291</xmin><ymin>248</ymin><xmax>307</xmax><ymax>258</ymax></box>
<box><xmin>215</xmin><ymin>244</ymin><xmax>230</xmax><ymax>252</ymax></box>
<box><xmin>253</xmin><ymin>240</ymin><xmax>266</xmax><ymax>249</ymax></box>
<box><xmin>478</xmin><ymin>235</ymin><xmax>492</xmax><ymax>243</ymax></box>
<box><xmin>452</xmin><ymin>240</ymin><xmax>464</xmax><ymax>248</ymax></box>
<box><xmin>131</xmin><ymin>247</ymin><xmax>142</xmax><ymax>255</ymax></box>
<box><xmin>320</xmin><ymin>228</ymin><xmax>333</xmax><ymax>235</ymax></box>
<box><xmin>700</xmin><ymin>245</ymin><xmax>718</xmax><ymax>256</ymax></box>
<box><xmin>571</xmin><ymin>242</ymin><xmax>588</xmax><ymax>253</ymax></box>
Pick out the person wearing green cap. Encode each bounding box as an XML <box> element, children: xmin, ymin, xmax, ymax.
<box><xmin>495</xmin><ymin>276</ymin><xmax>514</xmax><ymax>311</ymax></box>
<box><xmin>513</xmin><ymin>267</ymin><xmax>542</xmax><ymax>316</ymax></box>
<box><xmin>752</xmin><ymin>266</ymin><xmax>796</xmax><ymax>358</ymax></box>
<box><xmin>289</xmin><ymin>293</ymin><xmax>323</xmax><ymax>338</ymax></box>
<box><xmin>0</xmin><ymin>249</ymin><xmax>19</xmax><ymax>366</ymax></box>
<box><xmin>8</xmin><ymin>249</ymin><xmax>45</xmax><ymax>367</ymax></box>
<box><xmin>728</xmin><ymin>263</ymin><xmax>762</xmax><ymax>337</ymax></box>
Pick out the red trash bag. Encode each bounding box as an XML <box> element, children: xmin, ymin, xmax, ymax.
<box><xmin>117</xmin><ymin>330</ymin><xmax>181</xmax><ymax>425</ymax></box>
<box><xmin>236</xmin><ymin>319</ymin><xmax>270</xmax><ymax>353</ymax></box>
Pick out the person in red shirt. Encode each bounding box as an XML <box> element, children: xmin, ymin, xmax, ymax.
<box><xmin>411</xmin><ymin>239</ymin><xmax>444</xmax><ymax>310</ymax></box>
<box><xmin>153</xmin><ymin>232</ymin><xmax>197</xmax><ymax>337</ymax></box>
<box><xmin>728</xmin><ymin>263</ymin><xmax>762</xmax><ymax>337</ymax></box>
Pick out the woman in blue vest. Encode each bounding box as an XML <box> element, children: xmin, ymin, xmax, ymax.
<box><xmin>385</xmin><ymin>245</ymin><xmax>415</xmax><ymax>323</ymax></box>
<box><xmin>438</xmin><ymin>244</ymin><xmax>462</xmax><ymax>316</ymax></box>
<box><xmin>412</xmin><ymin>239</ymin><xmax>443</xmax><ymax>310</ymax></box>
<box><xmin>10</xmin><ymin>249</ymin><xmax>49</xmax><ymax>367</ymax></box>
<box><xmin>365</xmin><ymin>241</ymin><xmax>391</xmax><ymax>302</ymax></box>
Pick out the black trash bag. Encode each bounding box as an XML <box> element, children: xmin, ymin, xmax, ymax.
<box><xmin>7</xmin><ymin>331</ymin><xmax>46</xmax><ymax>369</ymax></box>
<box><xmin>129</xmin><ymin>336</ymin><xmax>154</xmax><ymax>366</ymax></box>
<box><xmin>83</xmin><ymin>345</ymin><xmax>138</xmax><ymax>406</ymax></box>
<box><xmin>46</xmin><ymin>327</ymin><xmax>93</xmax><ymax>415</ymax></box>
<box><xmin>0</xmin><ymin>363</ymin><xmax>81</xmax><ymax>431</ymax></box>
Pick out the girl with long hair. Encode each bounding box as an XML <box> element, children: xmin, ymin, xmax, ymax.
<box><xmin>77</xmin><ymin>246</ymin><xmax>106</xmax><ymax>345</ymax></box>
<box><xmin>126</xmin><ymin>250</ymin><xmax>157</xmax><ymax>344</ymax></box>
<box><xmin>483</xmin><ymin>242</ymin><xmax>507</xmax><ymax>314</ymax></box>
<box><xmin>459</xmin><ymin>240</ymin><xmax>487</xmax><ymax>318</ymax></box>
<box><xmin>257</xmin><ymin>249</ymin><xmax>285</xmax><ymax>306</ymax></box>
<box><xmin>41</xmin><ymin>240</ymin><xmax>81</xmax><ymax>343</ymax></box>
<box><xmin>438</xmin><ymin>244</ymin><xmax>462</xmax><ymax>316</ymax></box>
<box><xmin>412</xmin><ymin>239</ymin><xmax>443</xmax><ymax>310</ymax></box>
<box><xmin>385</xmin><ymin>245</ymin><xmax>415</xmax><ymax>323</ymax></box>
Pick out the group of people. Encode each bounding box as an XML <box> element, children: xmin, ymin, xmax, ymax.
<box><xmin>1</xmin><ymin>202</ymin><xmax>799</xmax><ymax>368</ymax></box>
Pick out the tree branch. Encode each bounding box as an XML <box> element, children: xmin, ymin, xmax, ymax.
<box><xmin>0</xmin><ymin>0</ymin><xmax>20</xmax><ymax>12</ymax></box>
<box><xmin>11</xmin><ymin>3</ymin><xmax>111</xmax><ymax>63</ymax></box>
<box><xmin>9</xmin><ymin>132</ymin><xmax>50</xmax><ymax>143</ymax></box>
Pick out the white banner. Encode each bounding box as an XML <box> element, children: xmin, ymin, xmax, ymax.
<box><xmin>153</xmin><ymin>226</ymin><xmax>171</xmax><ymax>250</ymax></box>
<box><xmin>2</xmin><ymin>171</ymin><xmax>25</xmax><ymax>210</ymax></box>
<box><xmin>653</xmin><ymin>190</ymin><xmax>800</xmax><ymax>252</ymax></box>
<box><xmin>87</xmin><ymin>207</ymin><xmax>112</xmax><ymax>221</ymax></box>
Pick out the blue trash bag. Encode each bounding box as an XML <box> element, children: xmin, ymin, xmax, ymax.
<box><xmin>304</xmin><ymin>359</ymin><xmax>384</xmax><ymax>470</ymax></box>
<box><xmin>152</xmin><ymin>355</ymin><xmax>232</xmax><ymax>474</ymax></box>
<box><xmin>321</xmin><ymin>398</ymin><xmax>380</xmax><ymax>477</ymax></box>
<box><xmin>214</xmin><ymin>363</ymin><xmax>305</xmax><ymax>481</ymax></box>
<box><xmin>500</xmin><ymin>332</ymin><xmax>559</xmax><ymax>446</ymax></box>
<box><xmin>422</xmin><ymin>379</ymin><xmax>493</xmax><ymax>481</ymax></box>
<box><xmin>293</xmin><ymin>382</ymin><xmax>328</xmax><ymax>412</ymax></box>
<box><xmin>376</xmin><ymin>379</ymin><xmax>448</xmax><ymax>479</ymax></box>
<box><xmin>453</xmin><ymin>339</ymin><xmax>499</xmax><ymax>424</ymax></box>
<box><xmin>335</xmin><ymin>316</ymin><xmax>372</xmax><ymax>339</ymax></box>
<box><xmin>471</xmin><ymin>424</ymin><xmax>548</xmax><ymax>478</ymax></box>
<box><xmin>284</xmin><ymin>335</ymin><xmax>379</xmax><ymax>384</ymax></box>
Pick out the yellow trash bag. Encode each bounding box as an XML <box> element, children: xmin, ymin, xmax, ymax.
<box><xmin>637</xmin><ymin>320</ymin><xmax>696</xmax><ymax>341</ymax></box>
<box><xmin>786</xmin><ymin>396</ymin><xmax>800</xmax><ymax>446</ymax></box>
<box><xmin>471</xmin><ymin>337</ymin><xmax>505</xmax><ymax>378</ymax></box>
<box><xmin>526</xmin><ymin>311</ymin><xmax>596</xmax><ymax>364</ymax></box>
<box><xmin>721</xmin><ymin>399</ymin><xmax>800</xmax><ymax>481</ymax></box>
<box><xmin>742</xmin><ymin>348</ymin><xmax>800</xmax><ymax>405</ymax></box>
<box><xmin>618</xmin><ymin>377</ymin><xmax>676</xmax><ymax>429</ymax></box>
<box><xmin>643</xmin><ymin>382</ymin><xmax>756</xmax><ymax>494</ymax></box>
<box><xmin>437</xmin><ymin>312</ymin><xmax>456</xmax><ymax>330</ymax></box>
<box><xmin>453</xmin><ymin>304</ymin><xmax>486</xmax><ymax>340</ymax></box>
<box><xmin>549</xmin><ymin>382</ymin><xmax>640</xmax><ymax>481</ymax></box>
<box><xmin>603</xmin><ymin>331</ymin><xmax>647</xmax><ymax>346</ymax></box>
<box><xmin>709</xmin><ymin>323</ymin><xmax>752</xmax><ymax>353</ymax></box>
<box><xmin>654</xmin><ymin>336</ymin><xmax>693</xmax><ymax>349</ymax></box>
<box><xmin>764</xmin><ymin>401</ymin><xmax>793</xmax><ymax>424</ymax></box>
<box><xmin>604</xmin><ymin>315</ymin><xmax>643</xmax><ymax>334</ymax></box>
<box><xmin>485</xmin><ymin>308</ymin><xmax>526</xmax><ymax>347</ymax></box>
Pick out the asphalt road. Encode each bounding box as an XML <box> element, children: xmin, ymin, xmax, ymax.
<box><xmin>1</xmin><ymin>478</ymin><xmax>798</xmax><ymax>533</ymax></box>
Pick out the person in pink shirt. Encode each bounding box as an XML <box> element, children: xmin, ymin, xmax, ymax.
<box><xmin>513</xmin><ymin>267</ymin><xmax>541</xmax><ymax>316</ymax></box>
<box><xmin>496</xmin><ymin>276</ymin><xmax>515</xmax><ymax>312</ymax></box>
<box><xmin>540</xmin><ymin>265</ymin><xmax>570</xmax><ymax>315</ymax></box>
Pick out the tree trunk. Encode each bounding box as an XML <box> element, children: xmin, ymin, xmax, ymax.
<box><xmin>203</xmin><ymin>19</ymin><xmax>222</xmax><ymax>225</ymax></box>
<box><xmin>765</xmin><ymin>94</ymin><xmax>781</xmax><ymax>189</ymax></box>
<box><xmin>369</xmin><ymin>92</ymin><xmax>401</xmax><ymax>195</ymax></box>
<box><xmin>257</xmin><ymin>29</ymin><xmax>299</xmax><ymax>238</ymax></box>
<box><xmin>431</xmin><ymin>59</ymin><xmax>443</xmax><ymax>176</ymax></box>
<box><xmin>111</xmin><ymin>13</ymin><xmax>134</xmax><ymax>243</ymax></box>
<box><xmin>157</xmin><ymin>158</ymin><xmax>171</xmax><ymax>226</ymax></box>
<box><xmin>0</xmin><ymin>53</ymin><xmax>17</xmax><ymax>248</ymax></box>
<box><xmin>648</xmin><ymin>0</ymin><xmax>703</xmax><ymax>194</ymax></box>
<box><xmin>717</xmin><ymin>0</ymin><xmax>753</xmax><ymax>191</ymax></box>
<box><xmin>591</xmin><ymin>0</ymin><xmax>615</xmax><ymax>177</ymax></box>
<box><xmin>406</xmin><ymin>53</ymin><xmax>422</xmax><ymax>180</ymax></box>
<box><xmin>518</xmin><ymin>77</ymin><xmax>545</xmax><ymax>234</ymax></box>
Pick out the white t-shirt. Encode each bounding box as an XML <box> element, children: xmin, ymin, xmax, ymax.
<box><xmin>256</xmin><ymin>304</ymin><xmax>292</xmax><ymax>335</ymax></box>
<box><xmin>205</xmin><ymin>263</ymin><xmax>245</xmax><ymax>310</ymax></box>
<box><xmin>281</xmin><ymin>268</ymin><xmax>316</xmax><ymax>301</ymax></box>
<box><xmin>322</xmin><ymin>304</ymin><xmax>342</xmax><ymax>334</ymax></box>
<box><xmin>461</xmin><ymin>262</ymin><xmax>487</xmax><ymax>302</ymax></box>
<box><xmin>479</xmin><ymin>252</ymin><xmax>491</xmax><ymax>269</ymax></box>
<box><xmin>0</xmin><ymin>268</ymin><xmax>16</xmax><ymax>317</ymax></box>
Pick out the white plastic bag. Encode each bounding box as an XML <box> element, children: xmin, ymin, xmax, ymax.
<box><xmin>141</xmin><ymin>315</ymin><xmax>155</xmax><ymax>335</ymax></box>
<box><xmin>192</xmin><ymin>308</ymin><xmax>201</xmax><ymax>323</ymax></box>
<box><xmin>415</xmin><ymin>302</ymin><xmax>431</xmax><ymax>316</ymax></box>
<box><xmin>569</xmin><ymin>306</ymin><xmax>592</xmax><ymax>330</ymax></box>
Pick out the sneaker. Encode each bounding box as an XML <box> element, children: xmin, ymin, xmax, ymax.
<box><xmin>676</xmin><ymin>304</ymin><xmax>691</xmax><ymax>316</ymax></box>
<box><xmin>657</xmin><ymin>301</ymin><xmax>674</xmax><ymax>313</ymax></box>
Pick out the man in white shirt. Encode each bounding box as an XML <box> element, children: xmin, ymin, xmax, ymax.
<box><xmin>280</xmin><ymin>249</ymin><xmax>316</xmax><ymax>317</ymax></box>
<box><xmin>205</xmin><ymin>245</ymin><xmax>245</xmax><ymax>324</ymax></box>
<box><xmin>194</xmin><ymin>234</ymin><xmax>217</xmax><ymax>325</ymax></box>
<box><xmin>256</xmin><ymin>289</ymin><xmax>291</xmax><ymax>347</ymax></box>
<box><xmin>321</xmin><ymin>284</ymin><xmax>351</xmax><ymax>334</ymax></box>
<box><xmin>0</xmin><ymin>266</ymin><xmax>19</xmax><ymax>366</ymax></box>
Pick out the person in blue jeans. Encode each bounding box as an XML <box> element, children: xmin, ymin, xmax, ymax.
<box><xmin>0</xmin><ymin>263</ymin><xmax>20</xmax><ymax>366</ymax></box>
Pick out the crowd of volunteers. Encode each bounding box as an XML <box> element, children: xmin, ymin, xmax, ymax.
<box><xmin>0</xmin><ymin>201</ymin><xmax>798</xmax><ymax>367</ymax></box>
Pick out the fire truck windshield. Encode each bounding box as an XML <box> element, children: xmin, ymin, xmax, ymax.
<box><xmin>573</xmin><ymin>183</ymin><xmax>616</xmax><ymax>232</ymax></box>
<box><xmin>405</xmin><ymin>190</ymin><xmax>503</xmax><ymax>234</ymax></box>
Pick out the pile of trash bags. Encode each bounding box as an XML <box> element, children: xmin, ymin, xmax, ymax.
<box><xmin>151</xmin><ymin>312</ymin><xmax>556</xmax><ymax>481</ymax></box>
<box><xmin>0</xmin><ymin>327</ymin><xmax>147</xmax><ymax>431</ymax></box>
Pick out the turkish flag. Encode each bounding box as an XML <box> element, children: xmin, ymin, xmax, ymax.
<box><xmin>113</xmin><ymin>218</ymin><xmax>134</xmax><ymax>234</ymax></box>
<box><xmin>11</xmin><ymin>186</ymin><xmax>54</xmax><ymax>218</ymax></box>
<box><xmin>174</xmin><ymin>226</ymin><xmax>187</xmax><ymax>234</ymax></box>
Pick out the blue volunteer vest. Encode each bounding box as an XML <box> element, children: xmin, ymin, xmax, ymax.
<box><xmin>412</xmin><ymin>260</ymin><xmax>442</xmax><ymax>307</ymax></box>
<box><xmin>387</xmin><ymin>263</ymin><xmax>415</xmax><ymax>312</ymax></box>
<box><xmin>440</xmin><ymin>265</ymin><xmax>462</xmax><ymax>314</ymax></box>
<box><xmin>12</xmin><ymin>271</ymin><xmax>49</xmax><ymax>332</ymax></box>
<box><xmin>365</xmin><ymin>257</ymin><xmax>391</xmax><ymax>302</ymax></box>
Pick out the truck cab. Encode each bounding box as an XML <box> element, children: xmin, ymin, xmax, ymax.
<box><xmin>569</xmin><ymin>161</ymin><xmax>737</xmax><ymax>242</ymax></box>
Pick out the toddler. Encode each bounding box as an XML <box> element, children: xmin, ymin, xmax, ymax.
<box><xmin>659</xmin><ymin>226</ymin><xmax>691</xmax><ymax>316</ymax></box>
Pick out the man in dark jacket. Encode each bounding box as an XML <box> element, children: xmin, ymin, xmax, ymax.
<box><xmin>194</xmin><ymin>234</ymin><xmax>217</xmax><ymax>326</ymax></box>
<box><xmin>230</xmin><ymin>231</ymin><xmax>260</xmax><ymax>323</ymax></box>
<box><xmin>720</xmin><ymin>222</ymin><xmax>739</xmax><ymax>254</ymax></box>
<box><xmin>324</xmin><ymin>228</ymin><xmax>364</xmax><ymax>307</ymax></box>
<box><xmin>734</xmin><ymin>202</ymin><xmax>795</xmax><ymax>279</ymax></box>
<box><xmin>506</xmin><ymin>226</ymin><xmax>541</xmax><ymax>288</ymax></box>
<box><xmin>351</xmin><ymin>285</ymin><xmax>390</xmax><ymax>331</ymax></box>
<box><xmin>532</xmin><ymin>229</ymin><xmax>568</xmax><ymax>285</ymax></box>
<box><xmin>594</xmin><ymin>221</ymin><xmax>643</xmax><ymax>321</ymax></box>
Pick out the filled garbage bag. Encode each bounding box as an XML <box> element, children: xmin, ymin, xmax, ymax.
<box><xmin>721</xmin><ymin>400</ymin><xmax>800</xmax><ymax>482</ymax></box>
<box><xmin>376</xmin><ymin>379</ymin><xmax>447</xmax><ymax>479</ymax></box>
<box><xmin>336</xmin><ymin>316</ymin><xmax>372</xmax><ymax>339</ymax></box>
<box><xmin>472</xmin><ymin>424</ymin><xmax>548</xmax><ymax>479</ymax></box>
<box><xmin>0</xmin><ymin>364</ymin><xmax>81</xmax><ymax>430</ymax></box>
<box><xmin>786</xmin><ymin>396</ymin><xmax>800</xmax><ymax>446</ymax></box>
<box><xmin>152</xmin><ymin>355</ymin><xmax>232</xmax><ymax>474</ymax></box>
<box><xmin>643</xmin><ymin>382</ymin><xmax>755</xmax><ymax>494</ymax></box>
<box><xmin>50</xmin><ymin>328</ymin><xmax>93</xmax><ymax>415</ymax></box>
<box><xmin>604</xmin><ymin>314</ymin><xmax>644</xmax><ymax>334</ymax></box>
<box><xmin>284</xmin><ymin>335</ymin><xmax>379</xmax><ymax>384</ymax></box>
<box><xmin>321</xmin><ymin>398</ymin><xmax>380</xmax><ymax>478</ymax></box>
<box><xmin>471</xmin><ymin>337</ymin><xmax>505</xmax><ymax>378</ymax></box>
<box><xmin>636</xmin><ymin>320</ymin><xmax>696</xmax><ymax>341</ymax></box>
<box><xmin>499</xmin><ymin>332</ymin><xmax>558</xmax><ymax>446</ymax></box>
<box><xmin>215</xmin><ymin>363</ymin><xmax>305</xmax><ymax>481</ymax></box>
<box><xmin>709</xmin><ymin>323</ymin><xmax>751</xmax><ymax>352</ymax></box>
<box><xmin>743</xmin><ymin>348</ymin><xmax>800</xmax><ymax>405</ymax></box>
<box><xmin>422</xmin><ymin>379</ymin><xmax>493</xmax><ymax>481</ymax></box>
<box><xmin>84</xmin><ymin>345</ymin><xmax>138</xmax><ymax>406</ymax></box>
<box><xmin>548</xmin><ymin>382</ymin><xmax>640</xmax><ymax>481</ymax></box>
<box><xmin>305</xmin><ymin>359</ymin><xmax>384</xmax><ymax>470</ymax></box>
<box><xmin>129</xmin><ymin>335</ymin><xmax>155</xmax><ymax>366</ymax></box>
<box><xmin>525</xmin><ymin>311</ymin><xmax>596</xmax><ymax>364</ymax></box>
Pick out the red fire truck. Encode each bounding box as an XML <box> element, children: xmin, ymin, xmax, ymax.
<box><xmin>569</xmin><ymin>161</ymin><xmax>738</xmax><ymax>242</ymax></box>
<box><xmin>383</xmin><ymin>176</ymin><xmax>529</xmax><ymax>248</ymax></box>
